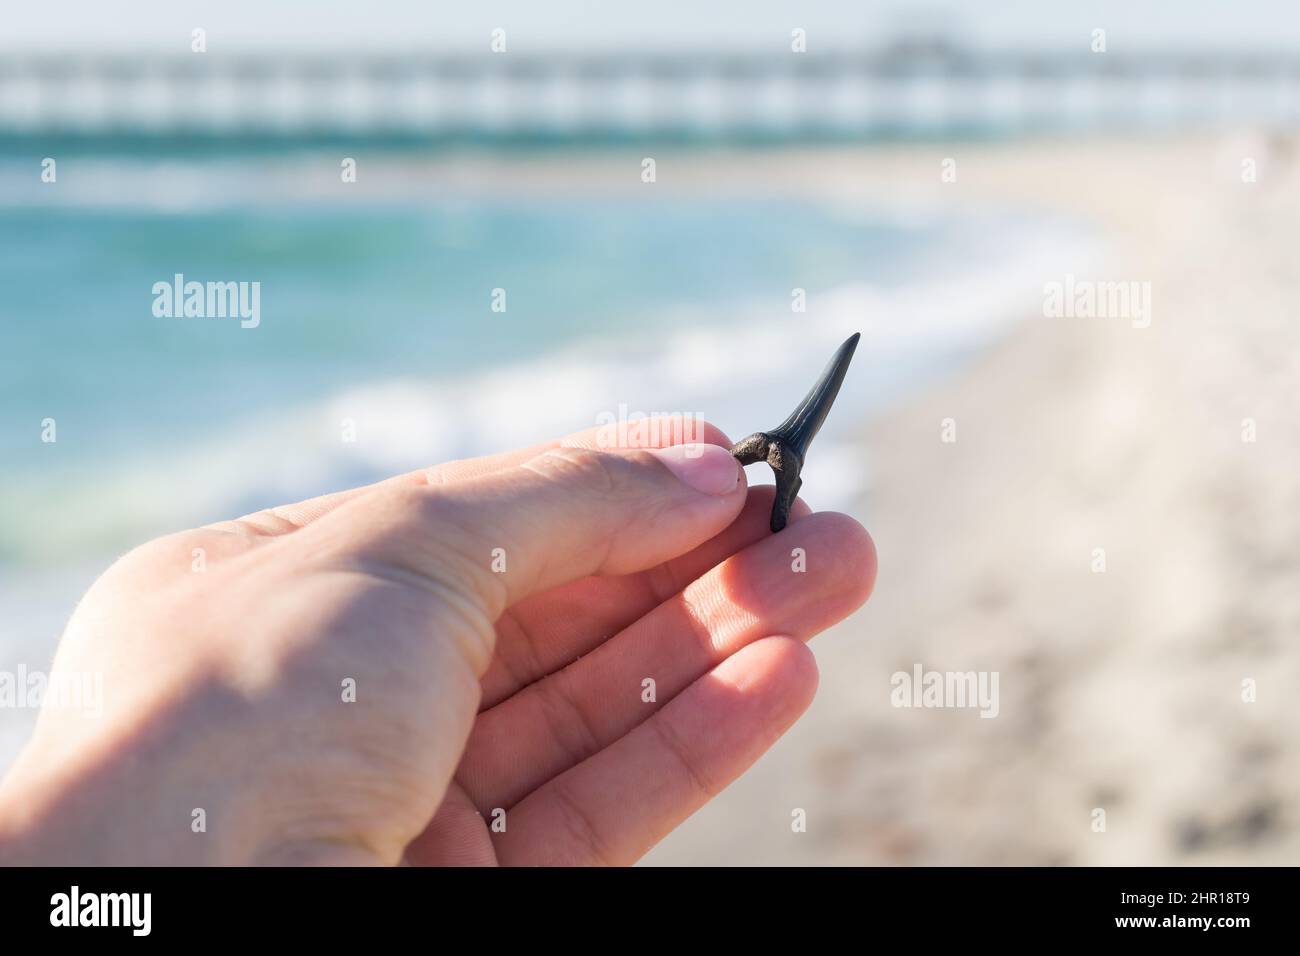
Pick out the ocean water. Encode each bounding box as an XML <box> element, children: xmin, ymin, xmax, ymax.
<box><xmin>0</xmin><ymin>150</ymin><xmax>1095</xmax><ymax>770</ymax></box>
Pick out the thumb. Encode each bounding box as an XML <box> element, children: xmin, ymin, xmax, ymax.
<box><xmin>343</xmin><ymin>440</ymin><xmax>747</xmax><ymax>621</ymax></box>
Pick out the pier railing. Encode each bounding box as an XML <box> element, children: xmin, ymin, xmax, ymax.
<box><xmin>2</xmin><ymin>45</ymin><xmax>1296</xmax><ymax>139</ymax></box>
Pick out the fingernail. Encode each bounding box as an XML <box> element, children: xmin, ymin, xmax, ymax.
<box><xmin>649</xmin><ymin>443</ymin><xmax>740</xmax><ymax>496</ymax></box>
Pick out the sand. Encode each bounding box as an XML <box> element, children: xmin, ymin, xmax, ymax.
<box><xmin>642</xmin><ymin>135</ymin><xmax>1300</xmax><ymax>865</ymax></box>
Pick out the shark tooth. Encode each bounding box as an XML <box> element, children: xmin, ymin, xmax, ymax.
<box><xmin>729</xmin><ymin>332</ymin><xmax>860</xmax><ymax>532</ymax></box>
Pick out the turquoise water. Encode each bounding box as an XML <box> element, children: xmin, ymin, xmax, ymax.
<box><xmin>1</xmin><ymin>200</ymin><xmax>939</xmax><ymax>462</ymax></box>
<box><xmin>0</xmin><ymin>157</ymin><xmax>1089</xmax><ymax>568</ymax></box>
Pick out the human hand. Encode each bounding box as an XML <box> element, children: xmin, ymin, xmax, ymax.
<box><xmin>0</xmin><ymin>419</ymin><xmax>875</xmax><ymax>865</ymax></box>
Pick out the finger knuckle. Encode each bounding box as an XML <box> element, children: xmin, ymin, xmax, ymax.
<box><xmin>524</xmin><ymin>446</ymin><xmax>627</xmax><ymax>497</ymax></box>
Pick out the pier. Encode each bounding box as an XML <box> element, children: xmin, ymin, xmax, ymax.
<box><xmin>1</xmin><ymin>42</ymin><xmax>1296</xmax><ymax>140</ymax></box>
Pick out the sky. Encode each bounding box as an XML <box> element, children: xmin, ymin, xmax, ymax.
<box><xmin>2</xmin><ymin>1</ymin><xmax>1298</xmax><ymax>53</ymax></box>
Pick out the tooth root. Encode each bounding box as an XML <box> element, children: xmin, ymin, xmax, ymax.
<box><xmin>771</xmin><ymin>473</ymin><xmax>802</xmax><ymax>533</ymax></box>
<box><xmin>727</xmin><ymin>432</ymin><xmax>771</xmax><ymax>466</ymax></box>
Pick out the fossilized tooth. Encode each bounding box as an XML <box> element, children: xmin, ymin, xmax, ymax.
<box><xmin>729</xmin><ymin>332</ymin><xmax>860</xmax><ymax>533</ymax></box>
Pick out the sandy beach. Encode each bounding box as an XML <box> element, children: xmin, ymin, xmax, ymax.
<box><xmin>2</xmin><ymin>135</ymin><xmax>1294</xmax><ymax>867</ymax></box>
<box><xmin>635</xmin><ymin>136</ymin><xmax>1300</xmax><ymax>865</ymax></box>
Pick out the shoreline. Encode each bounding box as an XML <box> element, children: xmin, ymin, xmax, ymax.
<box><xmin>646</xmin><ymin>133</ymin><xmax>1300</xmax><ymax>865</ymax></box>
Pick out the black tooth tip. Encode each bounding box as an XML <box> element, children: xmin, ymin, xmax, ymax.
<box><xmin>730</xmin><ymin>334</ymin><xmax>860</xmax><ymax>533</ymax></box>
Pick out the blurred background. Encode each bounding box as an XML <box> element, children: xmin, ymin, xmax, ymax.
<box><xmin>1</xmin><ymin>1</ymin><xmax>1297</xmax><ymax>864</ymax></box>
